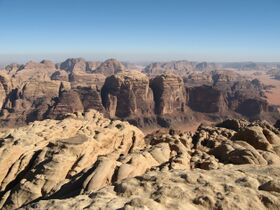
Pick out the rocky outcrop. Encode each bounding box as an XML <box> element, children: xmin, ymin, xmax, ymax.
<box><xmin>11</xmin><ymin>60</ymin><xmax>57</xmax><ymax>83</ymax></box>
<box><xmin>94</xmin><ymin>59</ymin><xmax>126</xmax><ymax>76</ymax></box>
<box><xmin>47</xmin><ymin>90</ymin><xmax>84</xmax><ymax>119</ymax></box>
<box><xmin>184</xmin><ymin>70</ymin><xmax>280</xmax><ymax>121</ymax></box>
<box><xmin>150</xmin><ymin>74</ymin><xmax>186</xmax><ymax>115</ymax></box>
<box><xmin>193</xmin><ymin>119</ymin><xmax>280</xmax><ymax>166</ymax></box>
<box><xmin>101</xmin><ymin>71</ymin><xmax>154</xmax><ymax>118</ymax></box>
<box><xmin>187</xmin><ymin>85</ymin><xmax>227</xmax><ymax>113</ymax></box>
<box><xmin>0</xmin><ymin>110</ymin><xmax>145</xmax><ymax>209</ymax></box>
<box><xmin>59</xmin><ymin>58</ymin><xmax>87</xmax><ymax>73</ymax></box>
<box><xmin>0</xmin><ymin>72</ymin><xmax>11</xmax><ymax>109</ymax></box>
<box><xmin>50</xmin><ymin>70</ymin><xmax>69</xmax><ymax>81</ymax></box>
<box><xmin>144</xmin><ymin>61</ymin><xmax>219</xmax><ymax>76</ymax></box>
<box><xmin>75</xmin><ymin>86</ymin><xmax>104</xmax><ymax>113</ymax></box>
<box><xmin>21</xmin><ymin>165</ymin><xmax>280</xmax><ymax>210</ymax></box>
<box><xmin>0</xmin><ymin>80</ymin><xmax>62</xmax><ymax>126</ymax></box>
<box><xmin>69</xmin><ymin>72</ymin><xmax>105</xmax><ymax>89</ymax></box>
<box><xmin>0</xmin><ymin>115</ymin><xmax>279</xmax><ymax>209</ymax></box>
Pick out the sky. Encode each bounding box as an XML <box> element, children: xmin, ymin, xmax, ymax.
<box><xmin>0</xmin><ymin>0</ymin><xmax>280</xmax><ymax>64</ymax></box>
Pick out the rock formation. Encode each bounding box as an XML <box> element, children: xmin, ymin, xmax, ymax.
<box><xmin>47</xmin><ymin>90</ymin><xmax>84</xmax><ymax>119</ymax></box>
<box><xmin>50</xmin><ymin>70</ymin><xmax>69</xmax><ymax>81</ymax></box>
<box><xmin>150</xmin><ymin>73</ymin><xmax>186</xmax><ymax>115</ymax></box>
<box><xmin>59</xmin><ymin>58</ymin><xmax>87</xmax><ymax>73</ymax></box>
<box><xmin>0</xmin><ymin>112</ymin><xmax>279</xmax><ymax>209</ymax></box>
<box><xmin>0</xmin><ymin>58</ymin><xmax>279</xmax><ymax>129</ymax></box>
<box><xmin>0</xmin><ymin>80</ymin><xmax>62</xmax><ymax>126</ymax></box>
<box><xmin>0</xmin><ymin>110</ymin><xmax>145</xmax><ymax>209</ymax></box>
<box><xmin>10</xmin><ymin>60</ymin><xmax>57</xmax><ymax>83</ymax></box>
<box><xmin>69</xmin><ymin>72</ymin><xmax>106</xmax><ymax>89</ymax></box>
<box><xmin>187</xmin><ymin>85</ymin><xmax>227</xmax><ymax>113</ymax></box>
<box><xmin>0</xmin><ymin>72</ymin><xmax>11</xmax><ymax>109</ymax></box>
<box><xmin>101</xmin><ymin>71</ymin><xmax>154</xmax><ymax>118</ymax></box>
<box><xmin>144</xmin><ymin>60</ymin><xmax>219</xmax><ymax>76</ymax></box>
<box><xmin>94</xmin><ymin>58</ymin><xmax>126</xmax><ymax>76</ymax></box>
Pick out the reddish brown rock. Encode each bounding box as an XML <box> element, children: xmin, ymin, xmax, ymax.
<box><xmin>150</xmin><ymin>74</ymin><xmax>186</xmax><ymax>115</ymax></box>
<box><xmin>75</xmin><ymin>86</ymin><xmax>104</xmax><ymax>113</ymax></box>
<box><xmin>187</xmin><ymin>85</ymin><xmax>227</xmax><ymax>113</ymax></box>
<box><xmin>101</xmin><ymin>71</ymin><xmax>154</xmax><ymax>118</ymax></box>
<box><xmin>48</xmin><ymin>90</ymin><xmax>84</xmax><ymax>119</ymax></box>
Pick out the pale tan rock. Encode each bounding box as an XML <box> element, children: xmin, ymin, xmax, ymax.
<box><xmin>0</xmin><ymin>110</ymin><xmax>145</xmax><ymax>209</ymax></box>
<box><xmin>1</xmin><ymin>116</ymin><xmax>280</xmax><ymax>210</ymax></box>
<box><xmin>233</xmin><ymin>126</ymin><xmax>272</xmax><ymax>151</ymax></box>
<box><xmin>20</xmin><ymin>165</ymin><xmax>280</xmax><ymax>210</ymax></box>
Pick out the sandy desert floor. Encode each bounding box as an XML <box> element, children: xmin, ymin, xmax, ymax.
<box><xmin>239</xmin><ymin>71</ymin><xmax>280</xmax><ymax>111</ymax></box>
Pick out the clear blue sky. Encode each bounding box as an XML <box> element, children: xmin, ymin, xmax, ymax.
<box><xmin>0</xmin><ymin>0</ymin><xmax>280</xmax><ymax>63</ymax></box>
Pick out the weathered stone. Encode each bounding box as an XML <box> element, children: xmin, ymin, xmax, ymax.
<box><xmin>150</xmin><ymin>73</ymin><xmax>185</xmax><ymax>115</ymax></box>
<box><xmin>102</xmin><ymin>70</ymin><xmax>154</xmax><ymax>118</ymax></box>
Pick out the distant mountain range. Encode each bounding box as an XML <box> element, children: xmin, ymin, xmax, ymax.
<box><xmin>2</xmin><ymin>59</ymin><xmax>280</xmax><ymax>74</ymax></box>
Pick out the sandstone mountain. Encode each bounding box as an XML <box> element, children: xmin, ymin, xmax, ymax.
<box><xmin>144</xmin><ymin>60</ymin><xmax>219</xmax><ymax>76</ymax></box>
<box><xmin>0</xmin><ymin>58</ymin><xmax>279</xmax><ymax>129</ymax></box>
<box><xmin>0</xmin><ymin>110</ymin><xmax>279</xmax><ymax>209</ymax></box>
<box><xmin>144</xmin><ymin>61</ymin><xmax>280</xmax><ymax>76</ymax></box>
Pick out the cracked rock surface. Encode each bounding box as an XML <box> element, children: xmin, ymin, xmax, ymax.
<box><xmin>0</xmin><ymin>112</ymin><xmax>279</xmax><ymax>209</ymax></box>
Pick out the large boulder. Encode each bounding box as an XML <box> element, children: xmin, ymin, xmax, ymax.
<box><xmin>233</xmin><ymin>126</ymin><xmax>273</xmax><ymax>151</ymax></box>
<box><xmin>194</xmin><ymin>119</ymin><xmax>280</xmax><ymax>166</ymax></box>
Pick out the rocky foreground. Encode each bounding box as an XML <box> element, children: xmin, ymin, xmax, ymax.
<box><xmin>0</xmin><ymin>110</ymin><xmax>280</xmax><ymax>209</ymax></box>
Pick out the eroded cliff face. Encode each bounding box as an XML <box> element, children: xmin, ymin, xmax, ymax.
<box><xmin>0</xmin><ymin>72</ymin><xmax>11</xmax><ymax>109</ymax></box>
<box><xmin>0</xmin><ymin>80</ymin><xmax>62</xmax><ymax>126</ymax></box>
<box><xmin>101</xmin><ymin>71</ymin><xmax>154</xmax><ymax>118</ymax></box>
<box><xmin>0</xmin><ymin>111</ymin><xmax>279</xmax><ymax>209</ymax></box>
<box><xmin>150</xmin><ymin>74</ymin><xmax>186</xmax><ymax>115</ymax></box>
<box><xmin>187</xmin><ymin>85</ymin><xmax>227</xmax><ymax>113</ymax></box>
<box><xmin>94</xmin><ymin>59</ymin><xmax>126</xmax><ymax>76</ymax></box>
<box><xmin>0</xmin><ymin>58</ymin><xmax>279</xmax><ymax>128</ymax></box>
